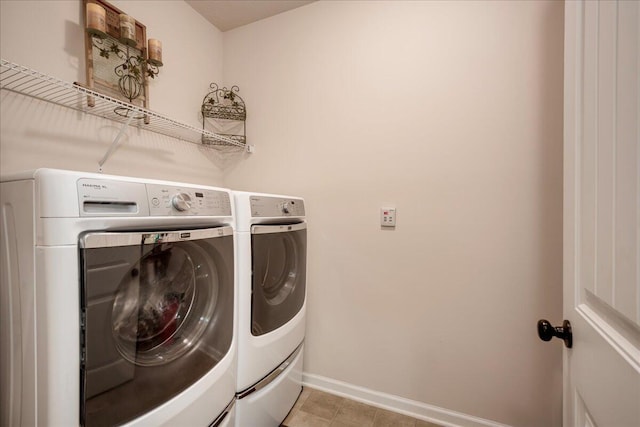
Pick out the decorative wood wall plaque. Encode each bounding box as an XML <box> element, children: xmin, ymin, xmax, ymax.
<box><xmin>83</xmin><ymin>0</ymin><xmax>149</xmax><ymax>114</ymax></box>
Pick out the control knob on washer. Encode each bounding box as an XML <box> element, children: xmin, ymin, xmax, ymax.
<box><xmin>282</xmin><ymin>202</ymin><xmax>290</xmax><ymax>214</ymax></box>
<box><xmin>171</xmin><ymin>193</ymin><xmax>192</xmax><ymax>212</ymax></box>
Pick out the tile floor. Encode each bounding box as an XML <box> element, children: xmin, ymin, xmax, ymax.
<box><xmin>281</xmin><ymin>387</ymin><xmax>443</xmax><ymax>427</ymax></box>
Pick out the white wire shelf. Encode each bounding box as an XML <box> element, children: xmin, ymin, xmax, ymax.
<box><xmin>0</xmin><ymin>59</ymin><xmax>245</xmax><ymax>149</ymax></box>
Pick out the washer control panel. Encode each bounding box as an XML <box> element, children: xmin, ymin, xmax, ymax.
<box><xmin>250</xmin><ymin>195</ymin><xmax>305</xmax><ymax>217</ymax></box>
<box><xmin>77</xmin><ymin>178</ymin><xmax>231</xmax><ymax>217</ymax></box>
<box><xmin>147</xmin><ymin>184</ymin><xmax>231</xmax><ymax>216</ymax></box>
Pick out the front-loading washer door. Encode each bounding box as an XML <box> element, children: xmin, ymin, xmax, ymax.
<box><xmin>79</xmin><ymin>227</ymin><xmax>234</xmax><ymax>427</ymax></box>
<box><xmin>250</xmin><ymin>223</ymin><xmax>306</xmax><ymax>336</ymax></box>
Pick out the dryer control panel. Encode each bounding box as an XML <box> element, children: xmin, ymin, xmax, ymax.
<box><xmin>147</xmin><ymin>184</ymin><xmax>231</xmax><ymax>216</ymax></box>
<box><xmin>250</xmin><ymin>195</ymin><xmax>305</xmax><ymax>217</ymax></box>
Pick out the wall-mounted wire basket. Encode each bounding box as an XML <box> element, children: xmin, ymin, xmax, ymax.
<box><xmin>201</xmin><ymin>83</ymin><xmax>246</xmax><ymax>148</ymax></box>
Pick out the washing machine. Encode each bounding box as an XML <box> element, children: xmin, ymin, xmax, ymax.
<box><xmin>233</xmin><ymin>191</ymin><xmax>307</xmax><ymax>427</ymax></box>
<box><xmin>0</xmin><ymin>169</ymin><xmax>237</xmax><ymax>427</ymax></box>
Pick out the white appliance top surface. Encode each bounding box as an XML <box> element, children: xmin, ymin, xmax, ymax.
<box><xmin>2</xmin><ymin>168</ymin><xmax>234</xmax><ymax>219</ymax></box>
<box><xmin>1</xmin><ymin>168</ymin><xmax>222</xmax><ymax>189</ymax></box>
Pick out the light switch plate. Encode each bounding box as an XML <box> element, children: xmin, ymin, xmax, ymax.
<box><xmin>380</xmin><ymin>207</ymin><xmax>396</xmax><ymax>227</ymax></box>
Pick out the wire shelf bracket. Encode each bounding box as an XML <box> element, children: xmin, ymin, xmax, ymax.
<box><xmin>0</xmin><ymin>59</ymin><xmax>248</xmax><ymax>170</ymax></box>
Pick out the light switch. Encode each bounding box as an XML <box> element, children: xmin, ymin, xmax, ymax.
<box><xmin>380</xmin><ymin>207</ymin><xmax>396</xmax><ymax>227</ymax></box>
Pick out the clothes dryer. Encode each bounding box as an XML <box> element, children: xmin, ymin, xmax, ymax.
<box><xmin>0</xmin><ymin>169</ymin><xmax>237</xmax><ymax>427</ymax></box>
<box><xmin>233</xmin><ymin>192</ymin><xmax>307</xmax><ymax>427</ymax></box>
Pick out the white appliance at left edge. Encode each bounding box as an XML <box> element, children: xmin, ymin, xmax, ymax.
<box><xmin>0</xmin><ymin>169</ymin><xmax>237</xmax><ymax>427</ymax></box>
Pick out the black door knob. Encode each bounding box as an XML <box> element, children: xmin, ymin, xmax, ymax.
<box><xmin>537</xmin><ymin>319</ymin><xmax>573</xmax><ymax>348</ymax></box>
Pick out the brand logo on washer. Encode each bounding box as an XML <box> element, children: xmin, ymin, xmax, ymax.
<box><xmin>82</xmin><ymin>183</ymin><xmax>107</xmax><ymax>190</ymax></box>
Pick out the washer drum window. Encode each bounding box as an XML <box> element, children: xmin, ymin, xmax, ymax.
<box><xmin>79</xmin><ymin>227</ymin><xmax>234</xmax><ymax>427</ymax></box>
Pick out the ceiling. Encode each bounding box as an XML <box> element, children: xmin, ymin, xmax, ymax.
<box><xmin>185</xmin><ymin>0</ymin><xmax>315</xmax><ymax>32</ymax></box>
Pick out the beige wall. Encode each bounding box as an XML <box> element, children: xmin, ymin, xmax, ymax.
<box><xmin>1</xmin><ymin>1</ymin><xmax>565</xmax><ymax>425</ymax></box>
<box><xmin>0</xmin><ymin>0</ymin><xmax>225</xmax><ymax>185</ymax></box>
<box><xmin>222</xmin><ymin>1</ymin><xmax>564</xmax><ymax>426</ymax></box>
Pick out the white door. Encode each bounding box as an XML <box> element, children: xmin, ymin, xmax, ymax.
<box><xmin>563</xmin><ymin>1</ymin><xmax>640</xmax><ymax>426</ymax></box>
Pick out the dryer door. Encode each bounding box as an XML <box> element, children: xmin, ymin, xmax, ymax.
<box><xmin>79</xmin><ymin>227</ymin><xmax>234</xmax><ymax>427</ymax></box>
<box><xmin>250</xmin><ymin>223</ymin><xmax>307</xmax><ymax>336</ymax></box>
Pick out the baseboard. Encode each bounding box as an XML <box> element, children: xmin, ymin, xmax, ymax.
<box><xmin>301</xmin><ymin>373</ymin><xmax>510</xmax><ymax>427</ymax></box>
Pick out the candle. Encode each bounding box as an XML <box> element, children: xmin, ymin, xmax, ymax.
<box><xmin>147</xmin><ymin>39</ymin><xmax>163</xmax><ymax>67</ymax></box>
<box><xmin>86</xmin><ymin>3</ymin><xmax>106</xmax><ymax>38</ymax></box>
<box><xmin>119</xmin><ymin>14</ymin><xmax>136</xmax><ymax>46</ymax></box>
